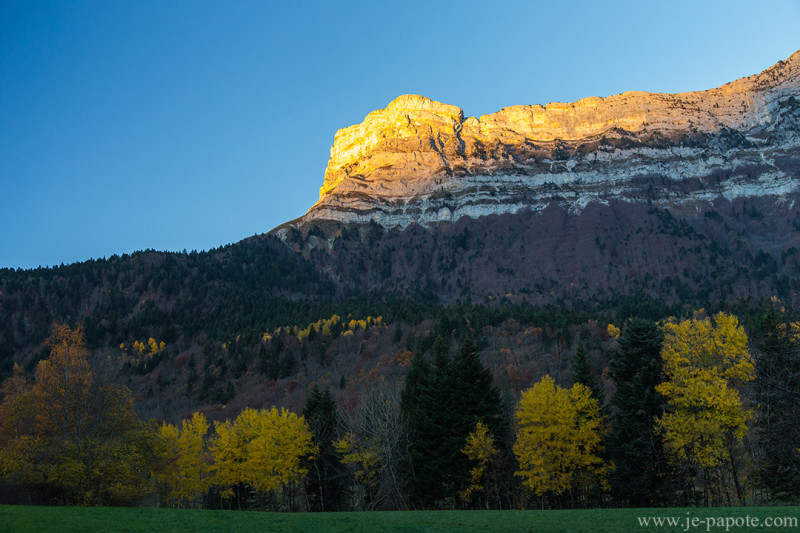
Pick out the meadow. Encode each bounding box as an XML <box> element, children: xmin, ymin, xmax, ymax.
<box><xmin>1</xmin><ymin>505</ymin><xmax>799</xmax><ymax>533</ymax></box>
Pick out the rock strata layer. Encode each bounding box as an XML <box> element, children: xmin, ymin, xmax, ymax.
<box><xmin>291</xmin><ymin>51</ymin><xmax>800</xmax><ymax>230</ymax></box>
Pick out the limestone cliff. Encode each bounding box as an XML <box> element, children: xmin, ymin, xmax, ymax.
<box><xmin>292</xmin><ymin>51</ymin><xmax>800</xmax><ymax>229</ymax></box>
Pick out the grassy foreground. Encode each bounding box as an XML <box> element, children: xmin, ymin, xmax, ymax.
<box><xmin>1</xmin><ymin>505</ymin><xmax>799</xmax><ymax>532</ymax></box>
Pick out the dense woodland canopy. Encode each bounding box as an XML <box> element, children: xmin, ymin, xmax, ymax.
<box><xmin>1</xmin><ymin>204</ymin><xmax>800</xmax><ymax>509</ymax></box>
<box><xmin>1</xmin><ymin>305</ymin><xmax>799</xmax><ymax>510</ymax></box>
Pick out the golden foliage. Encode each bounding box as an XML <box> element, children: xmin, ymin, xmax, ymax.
<box><xmin>269</xmin><ymin>314</ymin><xmax>386</xmax><ymax>342</ymax></box>
<box><xmin>0</xmin><ymin>325</ymin><xmax>158</xmax><ymax>505</ymax></box>
<box><xmin>334</xmin><ymin>431</ymin><xmax>381</xmax><ymax>491</ymax></box>
<box><xmin>656</xmin><ymin>312</ymin><xmax>754</xmax><ymax>469</ymax></box>
<box><xmin>33</xmin><ymin>324</ymin><xmax>93</xmax><ymax>438</ymax></box>
<box><xmin>132</xmin><ymin>338</ymin><xmax>165</xmax><ymax>356</ymax></box>
<box><xmin>156</xmin><ymin>412</ymin><xmax>210</xmax><ymax>507</ymax></box>
<box><xmin>211</xmin><ymin>407</ymin><xmax>315</xmax><ymax>496</ymax></box>
<box><xmin>460</xmin><ymin>421</ymin><xmax>498</xmax><ymax>503</ymax></box>
<box><xmin>514</xmin><ymin>375</ymin><xmax>608</xmax><ymax>497</ymax></box>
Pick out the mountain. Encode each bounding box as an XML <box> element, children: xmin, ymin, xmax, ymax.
<box><xmin>2</xmin><ymin>51</ymin><xmax>800</xmax><ymax>422</ymax></box>
<box><xmin>291</xmin><ymin>51</ymin><xmax>800</xmax><ymax>229</ymax></box>
<box><xmin>273</xmin><ymin>51</ymin><xmax>800</xmax><ymax>306</ymax></box>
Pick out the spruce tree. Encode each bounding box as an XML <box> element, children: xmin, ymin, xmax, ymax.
<box><xmin>401</xmin><ymin>336</ymin><xmax>449</xmax><ymax>506</ymax></box>
<box><xmin>449</xmin><ymin>338</ymin><xmax>503</xmax><ymax>505</ymax></box>
<box><xmin>401</xmin><ymin>336</ymin><xmax>502</xmax><ymax>508</ymax></box>
<box><xmin>754</xmin><ymin>306</ymin><xmax>800</xmax><ymax>502</ymax></box>
<box><xmin>451</xmin><ymin>338</ymin><xmax>503</xmax><ymax>435</ymax></box>
<box><xmin>607</xmin><ymin>318</ymin><xmax>672</xmax><ymax>506</ymax></box>
<box><xmin>303</xmin><ymin>385</ymin><xmax>345</xmax><ymax>510</ymax></box>
<box><xmin>572</xmin><ymin>341</ymin><xmax>605</xmax><ymax>407</ymax></box>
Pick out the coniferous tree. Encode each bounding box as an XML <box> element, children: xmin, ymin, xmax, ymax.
<box><xmin>400</xmin><ymin>337</ymin><xmax>446</xmax><ymax>506</ymax></box>
<box><xmin>572</xmin><ymin>341</ymin><xmax>605</xmax><ymax>408</ymax></box>
<box><xmin>198</xmin><ymin>367</ymin><xmax>214</xmax><ymax>400</ymax></box>
<box><xmin>607</xmin><ymin>318</ymin><xmax>672</xmax><ymax>506</ymax></box>
<box><xmin>449</xmin><ymin>338</ymin><xmax>504</xmax><ymax>506</ymax></box>
<box><xmin>279</xmin><ymin>351</ymin><xmax>296</xmax><ymax>379</ymax></box>
<box><xmin>303</xmin><ymin>385</ymin><xmax>345</xmax><ymax>511</ymax></box>
<box><xmin>266</xmin><ymin>350</ymin><xmax>280</xmax><ymax>381</ymax></box>
<box><xmin>186</xmin><ymin>354</ymin><xmax>198</xmax><ymax>392</ymax></box>
<box><xmin>257</xmin><ymin>343</ymin><xmax>269</xmax><ymax>374</ymax></box>
<box><xmin>450</xmin><ymin>338</ymin><xmax>504</xmax><ymax>446</ymax></box>
<box><xmin>260</xmin><ymin>338</ymin><xmax>282</xmax><ymax>380</ymax></box>
<box><xmin>401</xmin><ymin>336</ymin><xmax>502</xmax><ymax>508</ymax></box>
<box><xmin>754</xmin><ymin>306</ymin><xmax>800</xmax><ymax>502</ymax></box>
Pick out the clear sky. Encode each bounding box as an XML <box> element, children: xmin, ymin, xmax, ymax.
<box><xmin>1</xmin><ymin>0</ymin><xmax>798</xmax><ymax>269</ymax></box>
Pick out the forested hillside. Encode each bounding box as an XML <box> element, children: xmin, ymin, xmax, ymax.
<box><xmin>2</xmin><ymin>194</ymin><xmax>799</xmax><ymax>420</ymax></box>
<box><xmin>2</xmin><ymin>200</ymin><xmax>800</xmax><ymax>510</ymax></box>
<box><xmin>2</xmin><ymin>49</ymin><xmax>800</xmax><ymax>509</ymax></box>
<box><xmin>2</xmin><ymin>308</ymin><xmax>799</xmax><ymax>510</ymax></box>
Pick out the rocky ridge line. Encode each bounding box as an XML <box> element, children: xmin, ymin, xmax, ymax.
<box><xmin>286</xmin><ymin>51</ymin><xmax>800</xmax><ymax>231</ymax></box>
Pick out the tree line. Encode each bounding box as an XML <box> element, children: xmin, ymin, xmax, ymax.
<box><xmin>1</xmin><ymin>307</ymin><xmax>799</xmax><ymax>509</ymax></box>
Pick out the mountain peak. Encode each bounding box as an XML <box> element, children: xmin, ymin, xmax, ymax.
<box><xmin>384</xmin><ymin>94</ymin><xmax>465</xmax><ymax>121</ymax></box>
<box><xmin>295</xmin><ymin>51</ymin><xmax>800</xmax><ymax>230</ymax></box>
<box><xmin>320</xmin><ymin>94</ymin><xmax>466</xmax><ymax>198</ymax></box>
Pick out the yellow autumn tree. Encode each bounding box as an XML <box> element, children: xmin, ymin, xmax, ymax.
<box><xmin>0</xmin><ymin>363</ymin><xmax>35</xmax><ymax>485</ymax></box>
<box><xmin>148</xmin><ymin>338</ymin><xmax>165</xmax><ymax>355</ymax></box>
<box><xmin>655</xmin><ymin>312</ymin><xmax>754</xmax><ymax>504</ymax></box>
<box><xmin>514</xmin><ymin>375</ymin><xmax>608</xmax><ymax>501</ymax></box>
<box><xmin>0</xmin><ymin>325</ymin><xmax>158</xmax><ymax>505</ymax></box>
<box><xmin>133</xmin><ymin>340</ymin><xmax>146</xmax><ymax>355</ymax></box>
<box><xmin>209</xmin><ymin>414</ymin><xmax>246</xmax><ymax>502</ymax></box>
<box><xmin>156</xmin><ymin>412</ymin><xmax>210</xmax><ymax>508</ymax></box>
<box><xmin>34</xmin><ymin>324</ymin><xmax>94</xmax><ymax>440</ymax></box>
<box><xmin>334</xmin><ymin>430</ymin><xmax>381</xmax><ymax>504</ymax></box>
<box><xmin>211</xmin><ymin>407</ymin><xmax>315</xmax><ymax>510</ymax></box>
<box><xmin>459</xmin><ymin>421</ymin><xmax>498</xmax><ymax>508</ymax></box>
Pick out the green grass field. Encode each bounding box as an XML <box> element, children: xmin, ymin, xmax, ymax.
<box><xmin>1</xmin><ymin>505</ymin><xmax>798</xmax><ymax>532</ymax></box>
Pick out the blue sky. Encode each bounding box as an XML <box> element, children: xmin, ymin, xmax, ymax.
<box><xmin>1</xmin><ymin>0</ymin><xmax>798</xmax><ymax>269</ymax></box>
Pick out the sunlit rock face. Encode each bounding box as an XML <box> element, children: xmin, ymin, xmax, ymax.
<box><xmin>295</xmin><ymin>51</ymin><xmax>800</xmax><ymax>229</ymax></box>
